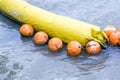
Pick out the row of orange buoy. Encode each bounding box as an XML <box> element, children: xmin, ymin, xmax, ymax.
<box><xmin>19</xmin><ymin>24</ymin><xmax>119</xmax><ymax>56</ymax></box>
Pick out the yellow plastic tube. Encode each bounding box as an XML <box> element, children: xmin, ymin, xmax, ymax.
<box><xmin>0</xmin><ymin>0</ymin><xmax>108</xmax><ymax>47</ymax></box>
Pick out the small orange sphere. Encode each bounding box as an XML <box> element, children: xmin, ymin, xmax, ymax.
<box><xmin>34</xmin><ymin>31</ymin><xmax>48</xmax><ymax>45</ymax></box>
<box><xmin>103</xmin><ymin>25</ymin><xmax>116</xmax><ymax>38</ymax></box>
<box><xmin>86</xmin><ymin>41</ymin><xmax>101</xmax><ymax>55</ymax></box>
<box><xmin>117</xmin><ymin>30</ymin><xmax>120</xmax><ymax>45</ymax></box>
<box><xmin>109</xmin><ymin>31</ymin><xmax>120</xmax><ymax>46</ymax></box>
<box><xmin>48</xmin><ymin>38</ymin><xmax>63</xmax><ymax>52</ymax></box>
<box><xmin>67</xmin><ymin>41</ymin><xmax>82</xmax><ymax>56</ymax></box>
<box><xmin>19</xmin><ymin>24</ymin><xmax>34</xmax><ymax>36</ymax></box>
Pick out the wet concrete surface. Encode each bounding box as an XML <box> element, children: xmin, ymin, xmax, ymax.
<box><xmin>0</xmin><ymin>0</ymin><xmax>120</xmax><ymax>80</ymax></box>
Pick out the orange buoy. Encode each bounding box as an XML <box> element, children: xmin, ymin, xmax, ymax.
<box><xmin>117</xmin><ymin>30</ymin><xmax>120</xmax><ymax>45</ymax></box>
<box><xmin>34</xmin><ymin>31</ymin><xmax>48</xmax><ymax>45</ymax></box>
<box><xmin>103</xmin><ymin>25</ymin><xmax>116</xmax><ymax>38</ymax></box>
<box><xmin>109</xmin><ymin>31</ymin><xmax>120</xmax><ymax>46</ymax></box>
<box><xmin>48</xmin><ymin>37</ymin><xmax>63</xmax><ymax>52</ymax></box>
<box><xmin>19</xmin><ymin>24</ymin><xmax>34</xmax><ymax>37</ymax></box>
<box><xmin>86</xmin><ymin>41</ymin><xmax>101</xmax><ymax>55</ymax></box>
<box><xmin>67</xmin><ymin>41</ymin><xmax>82</xmax><ymax>56</ymax></box>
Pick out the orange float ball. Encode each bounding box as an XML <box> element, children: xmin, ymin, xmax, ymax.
<box><xmin>117</xmin><ymin>30</ymin><xmax>120</xmax><ymax>45</ymax></box>
<box><xmin>67</xmin><ymin>41</ymin><xmax>82</xmax><ymax>56</ymax></box>
<box><xmin>86</xmin><ymin>41</ymin><xmax>101</xmax><ymax>55</ymax></box>
<box><xmin>34</xmin><ymin>31</ymin><xmax>48</xmax><ymax>45</ymax></box>
<box><xmin>48</xmin><ymin>38</ymin><xmax>63</xmax><ymax>52</ymax></box>
<box><xmin>109</xmin><ymin>31</ymin><xmax>120</xmax><ymax>46</ymax></box>
<box><xmin>103</xmin><ymin>25</ymin><xmax>116</xmax><ymax>38</ymax></box>
<box><xmin>19</xmin><ymin>24</ymin><xmax>34</xmax><ymax>36</ymax></box>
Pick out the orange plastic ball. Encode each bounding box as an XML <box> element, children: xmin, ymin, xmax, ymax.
<box><xmin>34</xmin><ymin>31</ymin><xmax>48</xmax><ymax>45</ymax></box>
<box><xmin>86</xmin><ymin>41</ymin><xmax>101</xmax><ymax>55</ymax></box>
<box><xmin>109</xmin><ymin>31</ymin><xmax>120</xmax><ymax>46</ymax></box>
<box><xmin>67</xmin><ymin>41</ymin><xmax>82</xmax><ymax>56</ymax></box>
<box><xmin>19</xmin><ymin>24</ymin><xmax>34</xmax><ymax>36</ymax></box>
<box><xmin>117</xmin><ymin>30</ymin><xmax>120</xmax><ymax>45</ymax></box>
<box><xmin>103</xmin><ymin>25</ymin><xmax>116</xmax><ymax>38</ymax></box>
<box><xmin>48</xmin><ymin>38</ymin><xmax>63</xmax><ymax>52</ymax></box>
